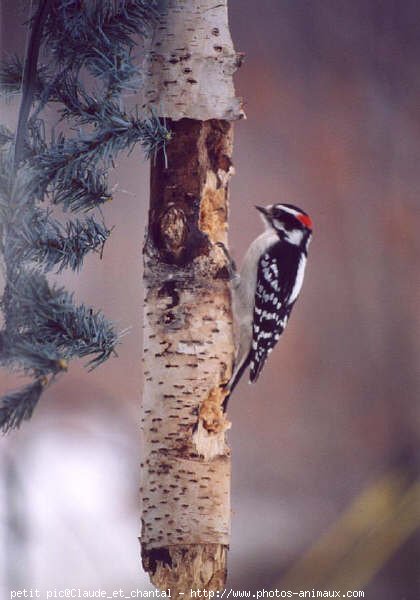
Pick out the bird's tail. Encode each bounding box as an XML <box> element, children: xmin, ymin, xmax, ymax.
<box><xmin>249</xmin><ymin>349</ymin><xmax>268</xmax><ymax>383</ymax></box>
<box><xmin>222</xmin><ymin>350</ymin><xmax>252</xmax><ymax>411</ymax></box>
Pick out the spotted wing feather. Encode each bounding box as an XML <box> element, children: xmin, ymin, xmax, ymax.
<box><xmin>249</xmin><ymin>249</ymin><xmax>296</xmax><ymax>382</ymax></box>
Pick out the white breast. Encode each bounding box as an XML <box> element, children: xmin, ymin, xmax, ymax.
<box><xmin>234</xmin><ymin>230</ymin><xmax>278</xmax><ymax>318</ymax></box>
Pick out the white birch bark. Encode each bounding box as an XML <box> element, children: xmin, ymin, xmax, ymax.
<box><xmin>140</xmin><ymin>0</ymin><xmax>243</xmax><ymax>593</ymax></box>
<box><xmin>140</xmin><ymin>0</ymin><xmax>244</xmax><ymax>121</ymax></box>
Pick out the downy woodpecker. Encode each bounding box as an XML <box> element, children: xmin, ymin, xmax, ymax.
<box><xmin>224</xmin><ymin>203</ymin><xmax>313</xmax><ymax>405</ymax></box>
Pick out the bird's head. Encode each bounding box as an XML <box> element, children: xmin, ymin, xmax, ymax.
<box><xmin>256</xmin><ymin>203</ymin><xmax>313</xmax><ymax>246</ymax></box>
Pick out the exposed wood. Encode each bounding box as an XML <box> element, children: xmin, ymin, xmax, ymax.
<box><xmin>143</xmin><ymin>545</ymin><xmax>228</xmax><ymax>593</ymax></box>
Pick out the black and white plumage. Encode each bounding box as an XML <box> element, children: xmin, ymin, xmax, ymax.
<box><xmin>225</xmin><ymin>203</ymin><xmax>312</xmax><ymax>402</ymax></box>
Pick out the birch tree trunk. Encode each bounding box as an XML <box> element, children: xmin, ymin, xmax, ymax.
<box><xmin>140</xmin><ymin>0</ymin><xmax>243</xmax><ymax>593</ymax></box>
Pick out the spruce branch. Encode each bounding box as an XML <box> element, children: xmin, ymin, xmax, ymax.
<box><xmin>44</xmin><ymin>0</ymin><xmax>158</xmax><ymax>66</ymax></box>
<box><xmin>34</xmin><ymin>109</ymin><xmax>169</xmax><ymax>179</ymax></box>
<box><xmin>29</xmin><ymin>110</ymin><xmax>169</xmax><ymax>209</ymax></box>
<box><xmin>3</xmin><ymin>269</ymin><xmax>119</xmax><ymax>369</ymax></box>
<box><xmin>1</xmin><ymin>0</ymin><xmax>168</xmax><ymax>431</ymax></box>
<box><xmin>9</xmin><ymin>209</ymin><xmax>111</xmax><ymax>272</ymax></box>
<box><xmin>0</xmin><ymin>125</ymin><xmax>14</xmax><ymax>146</ymax></box>
<box><xmin>4</xmin><ymin>339</ymin><xmax>68</xmax><ymax>377</ymax></box>
<box><xmin>54</xmin><ymin>77</ymin><xmax>109</xmax><ymax>124</ymax></box>
<box><xmin>0</xmin><ymin>55</ymin><xmax>27</xmax><ymax>98</ymax></box>
<box><xmin>14</xmin><ymin>0</ymin><xmax>53</xmax><ymax>170</ymax></box>
<box><xmin>0</xmin><ymin>379</ymin><xmax>45</xmax><ymax>433</ymax></box>
<box><xmin>50</xmin><ymin>167</ymin><xmax>111</xmax><ymax>212</ymax></box>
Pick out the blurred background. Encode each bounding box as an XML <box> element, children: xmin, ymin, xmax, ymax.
<box><xmin>1</xmin><ymin>0</ymin><xmax>420</xmax><ymax>597</ymax></box>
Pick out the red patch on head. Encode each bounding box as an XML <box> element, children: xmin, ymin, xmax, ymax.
<box><xmin>297</xmin><ymin>213</ymin><xmax>313</xmax><ymax>229</ymax></box>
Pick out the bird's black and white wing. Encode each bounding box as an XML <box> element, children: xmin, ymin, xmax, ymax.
<box><xmin>249</xmin><ymin>246</ymin><xmax>304</xmax><ymax>382</ymax></box>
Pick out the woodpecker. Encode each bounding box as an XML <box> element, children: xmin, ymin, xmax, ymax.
<box><xmin>223</xmin><ymin>203</ymin><xmax>313</xmax><ymax>406</ymax></box>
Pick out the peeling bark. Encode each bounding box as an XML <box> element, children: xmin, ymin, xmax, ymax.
<box><xmin>141</xmin><ymin>1</ymin><xmax>241</xmax><ymax>592</ymax></box>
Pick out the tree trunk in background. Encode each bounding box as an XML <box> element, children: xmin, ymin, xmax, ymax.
<box><xmin>140</xmin><ymin>0</ymin><xmax>243</xmax><ymax>593</ymax></box>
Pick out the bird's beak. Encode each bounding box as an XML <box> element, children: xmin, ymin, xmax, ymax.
<box><xmin>255</xmin><ymin>205</ymin><xmax>269</xmax><ymax>216</ymax></box>
<box><xmin>255</xmin><ymin>205</ymin><xmax>273</xmax><ymax>230</ymax></box>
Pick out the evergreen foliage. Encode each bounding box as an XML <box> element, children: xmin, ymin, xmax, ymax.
<box><xmin>0</xmin><ymin>0</ymin><xmax>169</xmax><ymax>432</ymax></box>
